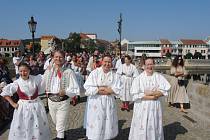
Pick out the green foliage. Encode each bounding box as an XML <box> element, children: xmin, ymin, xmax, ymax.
<box><xmin>194</xmin><ymin>52</ymin><xmax>203</xmax><ymax>59</ymax></box>
<box><xmin>34</xmin><ymin>43</ymin><xmax>41</xmax><ymax>53</ymax></box>
<box><xmin>81</xmin><ymin>39</ymin><xmax>98</xmax><ymax>53</ymax></box>
<box><xmin>67</xmin><ymin>32</ymin><xmax>81</xmax><ymax>53</ymax></box>
<box><xmin>4</xmin><ymin>53</ymin><xmax>10</xmax><ymax>57</ymax></box>
<box><xmin>86</xmin><ymin>46</ymin><xmax>97</xmax><ymax>53</ymax></box>
<box><xmin>165</xmin><ymin>52</ymin><xmax>172</xmax><ymax>59</ymax></box>
<box><xmin>98</xmin><ymin>46</ymin><xmax>105</xmax><ymax>53</ymax></box>
<box><xmin>63</xmin><ymin>39</ymin><xmax>74</xmax><ymax>52</ymax></box>
<box><xmin>185</xmin><ymin>52</ymin><xmax>193</xmax><ymax>59</ymax></box>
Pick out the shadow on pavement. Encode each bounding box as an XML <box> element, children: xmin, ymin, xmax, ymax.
<box><xmin>77</xmin><ymin>96</ymin><xmax>87</xmax><ymax>104</ymax></box>
<box><xmin>64</xmin><ymin>127</ymin><xmax>86</xmax><ymax>140</ymax></box>
<box><xmin>114</xmin><ymin>120</ymin><xmax>130</xmax><ymax>140</ymax></box>
<box><xmin>164</xmin><ymin>121</ymin><xmax>188</xmax><ymax>140</ymax></box>
<box><xmin>0</xmin><ymin>121</ymin><xmax>10</xmax><ymax>136</ymax></box>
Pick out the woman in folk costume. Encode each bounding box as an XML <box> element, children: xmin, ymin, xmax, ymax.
<box><xmin>129</xmin><ymin>58</ymin><xmax>171</xmax><ymax>140</ymax></box>
<box><xmin>84</xmin><ymin>55</ymin><xmax>121</xmax><ymax>140</ymax></box>
<box><xmin>116</xmin><ymin>55</ymin><xmax>139</xmax><ymax>111</ymax></box>
<box><xmin>0</xmin><ymin>63</ymin><xmax>50</xmax><ymax>140</ymax></box>
<box><xmin>83</xmin><ymin>53</ymin><xmax>102</xmax><ymax>129</ymax></box>
<box><xmin>43</xmin><ymin>50</ymin><xmax>80</xmax><ymax>140</ymax></box>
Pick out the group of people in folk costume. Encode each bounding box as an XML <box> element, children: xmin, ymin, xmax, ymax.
<box><xmin>0</xmin><ymin>49</ymin><xmax>171</xmax><ymax>140</ymax></box>
<box><xmin>83</xmin><ymin>53</ymin><xmax>170</xmax><ymax>140</ymax></box>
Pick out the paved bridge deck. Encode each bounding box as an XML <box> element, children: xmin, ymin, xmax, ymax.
<box><xmin>1</xmin><ymin>96</ymin><xmax>210</xmax><ymax>140</ymax></box>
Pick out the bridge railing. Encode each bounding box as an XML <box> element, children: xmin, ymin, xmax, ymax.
<box><xmin>185</xmin><ymin>59</ymin><xmax>210</xmax><ymax>66</ymax></box>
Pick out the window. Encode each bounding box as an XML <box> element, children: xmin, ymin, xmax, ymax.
<box><xmin>4</xmin><ymin>48</ymin><xmax>6</xmax><ymax>51</ymax></box>
<box><xmin>201</xmin><ymin>50</ymin><xmax>206</xmax><ymax>53</ymax></box>
<box><xmin>136</xmin><ymin>50</ymin><xmax>160</xmax><ymax>53</ymax></box>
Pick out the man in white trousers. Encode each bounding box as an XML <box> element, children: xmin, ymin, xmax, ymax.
<box><xmin>43</xmin><ymin>50</ymin><xmax>80</xmax><ymax>140</ymax></box>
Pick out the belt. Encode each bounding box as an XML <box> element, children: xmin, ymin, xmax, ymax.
<box><xmin>121</xmin><ymin>73</ymin><xmax>133</xmax><ymax>78</ymax></box>
<box><xmin>47</xmin><ymin>93</ymin><xmax>69</xmax><ymax>102</ymax></box>
<box><xmin>19</xmin><ymin>96</ymin><xmax>38</xmax><ymax>100</ymax></box>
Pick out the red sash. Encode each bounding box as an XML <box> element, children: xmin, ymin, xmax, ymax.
<box><xmin>17</xmin><ymin>86</ymin><xmax>38</xmax><ymax>100</ymax></box>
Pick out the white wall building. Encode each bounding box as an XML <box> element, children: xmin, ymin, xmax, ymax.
<box><xmin>170</xmin><ymin>41</ymin><xmax>182</xmax><ymax>57</ymax></box>
<box><xmin>127</xmin><ymin>38</ymin><xmax>210</xmax><ymax>59</ymax></box>
<box><xmin>41</xmin><ymin>35</ymin><xmax>55</xmax><ymax>52</ymax></box>
<box><xmin>206</xmin><ymin>36</ymin><xmax>210</xmax><ymax>59</ymax></box>
<box><xmin>0</xmin><ymin>39</ymin><xmax>24</xmax><ymax>57</ymax></box>
<box><xmin>179</xmin><ymin>39</ymin><xmax>209</xmax><ymax>59</ymax></box>
<box><xmin>121</xmin><ymin>38</ymin><xmax>129</xmax><ymax>45</ymax></box>
<box><xmin>127</xmin><ymin>41</ymin><xmax>162</xmax><ymax>58</ymax></box>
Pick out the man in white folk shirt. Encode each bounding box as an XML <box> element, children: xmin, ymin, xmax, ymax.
<box><xmin>84</xmin><ymin>54</ymin><xmax>122</xmax><ymax>140</ymax></box>
<box><xmin>43</xmin><ymin>50</ymin><xmax>80</xmax><ymax>140</ymax></box>
<box><xmin>129</xmin><ymin>58</ymin><xmax>171</xmax><ymax>140</ymax></box>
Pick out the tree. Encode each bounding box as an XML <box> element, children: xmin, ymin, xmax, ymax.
<box><xmin>194</xmin><ymin>52</ymin><xmax>203</xmax><ymax>59</ymax></box>
<box><xmin>4</xmin><ymin>53</ymin><xmax>10</xmax><ymax>57</ymax></box>
<box><xmin>185</xmin><ymin>52</ymin><xmax>193</xmax><ymax>59</ymax></box>
<box><xmin>62</xmin><ymin>33</ymin><xmax>82</xmax><ymax>53</ymax></box>
<box><xmin>63</xmin><ymin>39</ymin><xmax>74</xmax><ymax>52</ymax></box>
<box><xmin>81</xmin><ymin>39</ymin><xmax>98</xmax><ymax>54</ymax></box>
<box><xmin>68</xmin><ymin>32</ymin><xmax>81</xmax><ymax>53</ymax></box>
<box><xmin>98</xmin><ymin>46</ymin><xmax>105</xmax><ymax>53</ymax></box>
<box><xmin>165</xmin><ymin>52</ymin><xmax>172</xmax><ymax>59</ymax></box>
<box><xmin>86</xmin><ymin>45</ymin><xmax>96</xmax><ymax>53</ymax></box>
<box><xmin>34</xmin><ymin>43</ymin><xmax>41</xmax><ymax>54</ymax></box>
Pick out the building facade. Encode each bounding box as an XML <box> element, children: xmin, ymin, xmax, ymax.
<box><xmin>40</xmin><ymin>35</ymin><xmax>55</xmax><ymax>52</ymax></box>
<box><xmin>127</xmin><ymin>38</ymin><xmax>210</xmax><ymax>59</ymax></box>
<box><xmin>41</xmin><ymin>35</ymin><xmax>62</xmax><ymax>54</ymax></box>
<box><xmin>160</xmin><ymin>39</ymin><xmax>173</xmax><ymax>57</ymax></box>
<box><xmin>205</xmin><ymin>37</ymin><xmax>210</xmax><ymax>59</ymax></box>
<box><xmin>127</xmin><ymin>41</ymin><xmax>162</xmax><ymax>58</ymax></box>
<box><xmin>180</xmin><ymin>39</ymin><xmax>209</xmax><ymax>59</ymax></box>
<box><xmin>0</xmin><ymin>39</ymin><xmax>24</xmax><ymax>57</ymax></box>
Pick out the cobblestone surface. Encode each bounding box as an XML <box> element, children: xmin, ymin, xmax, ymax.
<box><xmin>1</xmin><ymin>96</ymin><xmax>210</xmax><ymax>140</ymax></box>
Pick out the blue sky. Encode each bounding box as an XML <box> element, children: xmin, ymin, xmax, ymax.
<box><xmin>1</xmin><ymin>0</ymin><xmax>210</xmax><ymax>41</ymax></box>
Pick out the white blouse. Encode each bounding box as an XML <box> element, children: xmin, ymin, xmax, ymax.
<box><xmin>1</xmin><ymin>75</ymin><xmax>44</xmax><ymax>97</ymax></box>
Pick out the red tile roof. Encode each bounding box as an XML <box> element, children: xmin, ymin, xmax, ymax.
<box><xmin>41</xmin><ymin>35</ymin><xmax>55</xmax><ymax>40</ymax></box>
<box><xmin>180</xmin><ymin>39</ymin><xmax>207</xmax><ymax>45</ymax></box>
<box><xmin>80</xmin><ymin>33</ymin><xmax>90</xmax><ymax>39</ymax></box>
<box><xmin>160</xmin><ymin>39</ymin><xmax>171</xmax><ymax>44</ymax></box>
<box><xmin>0</xmin><ymin>39</ymin><xmax>21</xmax><ymax>47</ymax></box>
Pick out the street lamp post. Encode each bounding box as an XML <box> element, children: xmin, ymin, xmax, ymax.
<box><xmin>28</xmin><ymin>16</ymin><xmax>37</xmax><ymax>54</ymax></box>
<box><xmin>117</xmin><ymin>13</ymin><xmax>122</xmax><ymax>58</ymax></box>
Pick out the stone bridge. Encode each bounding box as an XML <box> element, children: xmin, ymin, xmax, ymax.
<box><xmin>155</xmin><ymin>59</ymin><xmax>210</xmax><ymax>70</ymax></box>
<box><xmin>1</xmin><ymin>78</ymin><xmax>210</xmax><ymax>140</ymax></box>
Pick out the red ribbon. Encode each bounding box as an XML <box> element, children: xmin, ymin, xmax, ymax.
<box><xmin>57</xmin><ymin>69</ymin><xmax>62</xmax><ymax>79</ymax></box>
